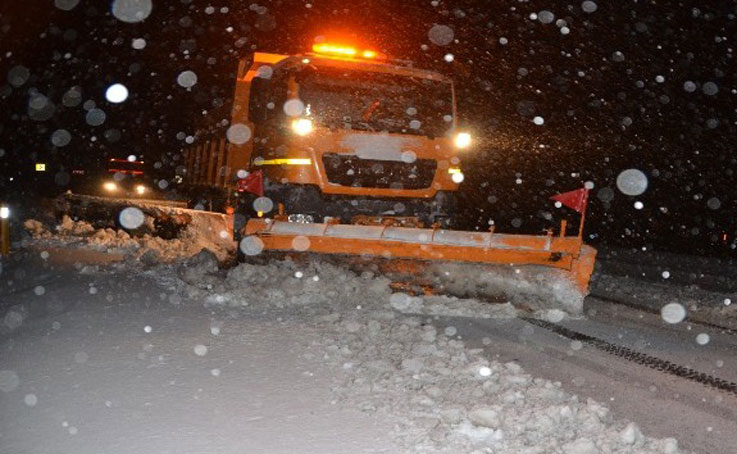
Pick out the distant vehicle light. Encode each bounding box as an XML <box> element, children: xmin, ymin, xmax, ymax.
<box><xmin>292</xmin><ymin>118</ymin><xmax>313</xmax><ymax>136</ymax></box>
<box><xmin>454</xmin><ymin>132</ymin><xmax>472</xmax><ymax>149</ymax></box>
<box><xmin>135</xmin><ymin>185</ymin><xmax>147</xmax><ymax>195</ymax></box>
<box><xmin>0</xmin><ymin>206</ymin><xmax>9</xmax><ymax>219</ymax></box>
<box><xmin>103</xmin><ymin>182</ymin><xmax>118</xmax><ymax>192</ymax></box>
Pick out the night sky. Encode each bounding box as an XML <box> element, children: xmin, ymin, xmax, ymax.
<box><xmin>1</xmin><ymin>0</ymin><xmax>736</xmax><ymax>255</ymax></box>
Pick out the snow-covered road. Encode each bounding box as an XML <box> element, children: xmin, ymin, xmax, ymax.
<box><xmin>436</xmin><ymin>298</ymin><xmax>737</xmax><ymax>454</ymax></box>
<box><xmin>0</xmin><ymin>261</ymin><xmax>396</xmax><ymax>454</ymax></box>
<box><xmin>1</xmin><ymin>245</ymin><xmax>713</xmax><ymax>453</ymax></box>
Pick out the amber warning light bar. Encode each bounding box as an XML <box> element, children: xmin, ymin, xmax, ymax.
<box><xmin>311</xmin><ymin>43</ymin><xmax>384</xmax><ymax>60</ymax></box>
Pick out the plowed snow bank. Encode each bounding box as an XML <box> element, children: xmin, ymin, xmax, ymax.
<box><xmin>23</xmin><ymin>215</ymin><xmax>234</xmax><ymax>262</ymax></box>
<box><xmin>142</xmin><ymin>256</ymin><xmax>685</xmax><ymax>453</ymax></box>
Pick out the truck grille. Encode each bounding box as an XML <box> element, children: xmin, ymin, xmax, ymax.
<box><xmin>322</xmin><ymin>153</ymin><xmax>437</xmax><ymax>190</ymax></box>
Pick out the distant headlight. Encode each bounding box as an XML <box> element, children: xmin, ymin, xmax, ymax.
<box><xmin>453</xmin><ymin>132</ymin><xmax>472</xmax><ymax>149</ymax></box>
<box><xmin>103</xmin><ymin>182</ymin><xmax>118</xmax><ymax>192</ymax></box>
<box><xmin>291</xmin><ymin>118</ymin><xmax>313</xmax><ymax>136</ymax></box>
<box><xmin>135</xmin><ymin>185</ymin><xmax>147</xmax><ymax>195</ymax></box>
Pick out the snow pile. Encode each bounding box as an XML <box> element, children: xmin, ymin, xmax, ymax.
<box><xmin>23</xmin><ymin>219</ymin><xmax>52</xmax><ymax>238</ymax></box>
<box><xmin>58</xmin><ymin>215</ymin><xmax>96</xmax><ymax>235</ymax></box>
<box><xmin>23</xmin><ymin>215</ymin><xmax>234</xmax><ymax>262</ymax></box>
<box><xmin>425</xmin><ymin>261</ymin><xmax>586</xmax><ymax>315</ymax></box>
<box><xmin>314</xmin><ymin>309</ymin><xmax>681</xmax><ymax>453</ymax></box>
<box><xmin>172</xmin><ymin>255</ymin><xmax>520</xmax><ymax>319</ymax></box>
<box><xmin>158</xmin><ymin>257</ymin><xmax>683</xmax><ymax>453</ymax></box>
<box><xmin>176</xmin><ymin>257</ymin><xmax>392</xmax><ymax>308</ymax></box>
<box><xmin>175</xmin><ymin>254</ymin><xmax>583</xmax><ymax>319</ymax></box>
<box><xmin>389</xmin><ymin>292</ymin><xmax>518</xmax><ymax>319</ymax></box>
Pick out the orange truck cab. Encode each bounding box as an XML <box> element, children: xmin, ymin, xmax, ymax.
<box><xmin>184</xmin><ymin>43</ymin><xmax>471</xmax><ymax>227</ymax></box>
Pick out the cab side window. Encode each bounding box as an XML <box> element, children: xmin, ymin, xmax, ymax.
<box><xmin>248</xmin><ymin>71</ymin><xmax>289</xmax><ymax>124</ymax></box>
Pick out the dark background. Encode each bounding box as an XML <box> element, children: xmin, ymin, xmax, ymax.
<box><xmin>1</xmin><ymin>0</ymin><xmax>736</xmax><ymax>255</ymax></box>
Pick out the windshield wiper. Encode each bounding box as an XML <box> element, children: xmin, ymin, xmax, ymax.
<box><xmin>355</xmin><ymin>121</ymin><xmax>376</xmax><ymax>132</ymax></box>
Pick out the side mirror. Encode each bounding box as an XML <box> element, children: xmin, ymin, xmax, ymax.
<box><xmin>249</xmin><ymin>77</ymin><xmax>269</xmax><ymax>124</ymax></box>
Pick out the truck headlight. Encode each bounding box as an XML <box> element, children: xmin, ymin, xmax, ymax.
<box><xmin>135</xmin><ymin>185</ymin><xmax>147</xmax><ymax>195</ymax></box>
<box><xmin>103</xmin><ymin>182</ymin><xmax>118</xmax><ymax>192</ymax></box>
<box><xmin>291</xmin><ymin>118</ymin><xmax>313</xmax><ymax>136</ymax></box>
<box><xmin>453</xmin><ymin>132</ymin><xmax>472</xmax><ymax>149</ymax></box>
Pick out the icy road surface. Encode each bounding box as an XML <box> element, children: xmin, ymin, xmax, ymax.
<box><xmin>0</xmin><ymin>262</ymin><xmax>395</xmax><ymax>454</ymax></box>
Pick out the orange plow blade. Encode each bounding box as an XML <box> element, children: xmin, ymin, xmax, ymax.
<box><xmin>244</xmin><ymin>219</ymin><xmax>597</xmax><ymax>314</ymax></box>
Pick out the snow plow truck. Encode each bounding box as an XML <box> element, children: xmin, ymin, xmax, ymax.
<box><xmin>179</xmin><ymin>42</ymin><xmax>598</xmax><ymax>313</ymax></box>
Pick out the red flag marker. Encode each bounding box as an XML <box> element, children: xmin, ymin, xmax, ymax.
<box><xmin>551</xmin><ymin>187</ymin><xmax>589</xmax><ymax>239</ymax></box>
<box><xmin>237</xmin><ymin>170</ymin><xmax>264</xmax><ymax>196</ymax></box>
<box><xmin>550</xmin><ymin>187</ymin><xmax>589</xmax><ymax>213</ymax></box>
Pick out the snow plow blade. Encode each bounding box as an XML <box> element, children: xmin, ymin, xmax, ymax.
<box><xmin>244</xmin><ymin>219</ymin><xmax>597</xmax><ymax>314</ymax></box>
<box><xmin>54</xmin><ymin>193</ymin><xmax>234</xmax><ymax>241</ymax></box>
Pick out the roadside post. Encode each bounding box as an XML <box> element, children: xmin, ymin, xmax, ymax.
<box><xmin>0</xmin><ymin>204</ymin><xmax>9</xmax><ymax>257</ymax></box>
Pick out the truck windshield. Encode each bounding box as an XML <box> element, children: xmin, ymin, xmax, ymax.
<box><xmin>296</xmin><ymin>66</ymin><xmax>453</xmax><ymax>137</ymax></box>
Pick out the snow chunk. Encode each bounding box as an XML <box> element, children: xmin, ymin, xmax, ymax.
<box><xmin>563</xmin><ymin>437</ymin><xmax>597</xmax><ymax>454</ymax></box>
<box><xmin>24</xmin><ymin>219</ymin><xmax>50</xmax><ymax>237</ymax></box>
<box><xmin>467</xmin><ymin>408</ymin><xmax>500</xmax><ymax>428</ymax></box>
<box><xmin>620</xmin><ymin>422</ymin><xmax>644</xmax><ymax>445</ymax></box>
<box><xmin>400</xmin><ymin>357</ymin><xmax>424</xmax><ymax>373</ymax></box>
<box><xmin>456</xmin><ymin>420</ymin><xmax>504</xmax><ymax>443</ymax></box>
<box><xmin>59</xmin><ymin>215</ymin><xmax>95</xmax><ymax>236</ymax></box>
